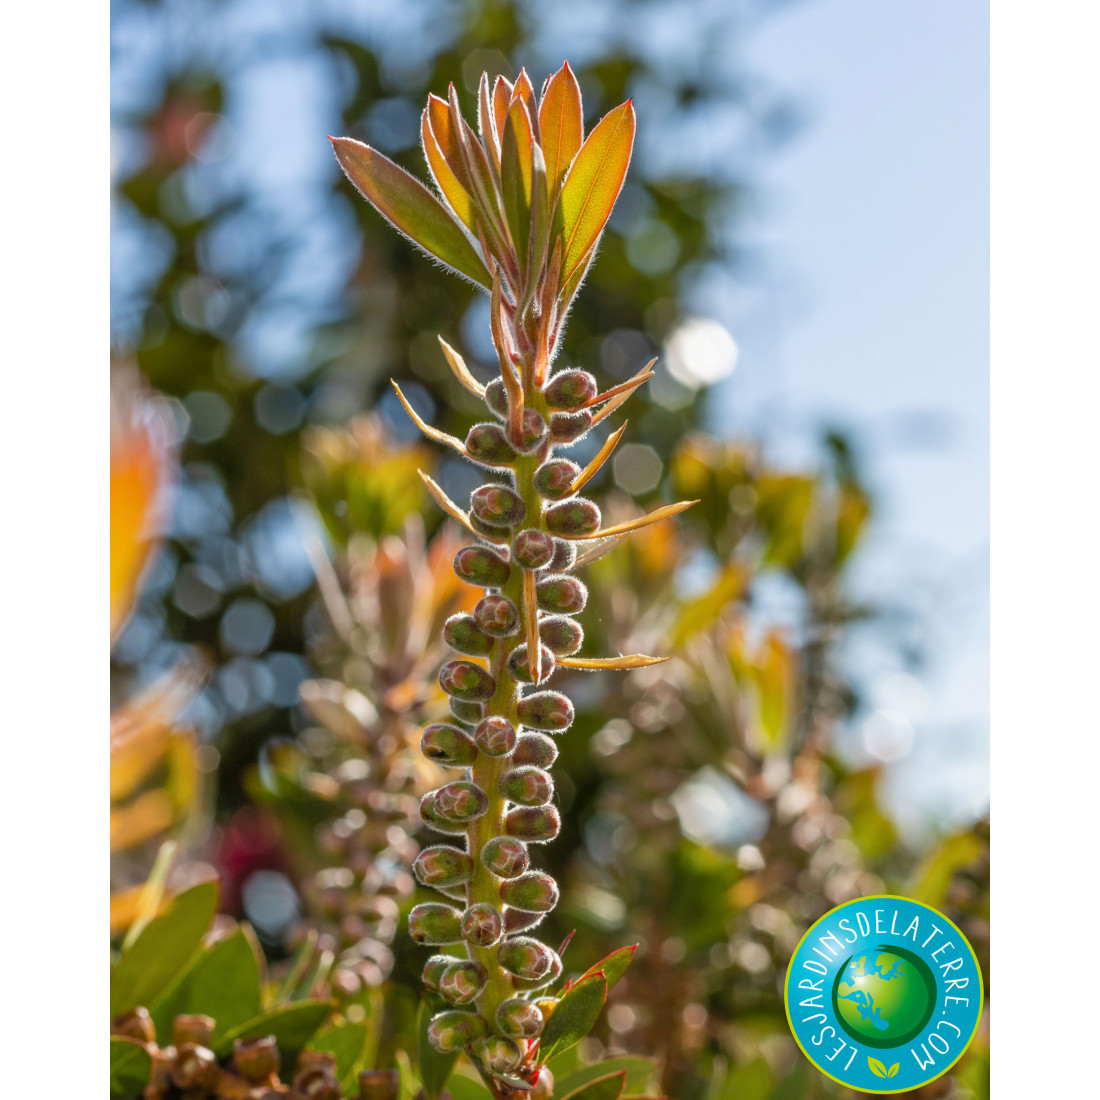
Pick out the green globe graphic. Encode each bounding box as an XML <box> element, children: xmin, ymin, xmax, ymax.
<box><xmin>831</xmin><ymin>946</ymin><xmax>936</xmax><ymax>1049</ymax></box>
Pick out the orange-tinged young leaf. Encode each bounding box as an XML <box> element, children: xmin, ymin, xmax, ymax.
<box><xmin>421</xmin><ymin>109</ymin><xmax>477</xmax><ymax>233</ymax></box>
<box><xmin>559</xmin><ymin>100</ymin><xmax>635</xmax><ymax>281</ymax></box>
<box><xmin>493</xmin><ymin>75</ymin><xmax>514</xmax><ymax>142</ymax></box>
<box><xmin>478</xmin><ymin>71</ymin><xmax>501</xmax><ymax>163</ymax></box>
<box><xmin>557</xmin><ymin>655</ymin><xmax>668</xmax><ymax>671</ymax></box>
<box><xmin>390</xmin><ymin>380</ymin><xmax>468</xmax><ymax>457</ymax></box>
<box><xmin>501</xmin><ymin>98</ymin><xmax>535</xmax><ymax>264</ymax></box>
<box><xmin>418</xmin><ymin>470</ymin><xmax>507</xmax><ymax>546</ymax></box>
<box><xmin>571</xmin><ymin>421</ymin><xmax>629</xmax><ymax>493</ymax></box>
<box><xmin>427</xmin><ymin>94</ymin><xmax>472</xmax><ymax>185</ymax></box>
<box><xmin>330</xmin><ymin>137</ymin><xmax>490</xmax><ymax>288</ymax></box>
<box><xmin>539</xmin><ymin>61</ymin><xmax>584</xmax><ymax>195</ymax></box>
<box><xmin>437</xmin><ymin>336</ymin><xmax>486</xmax><ymax>397</ymax></box>
<box><xmin>512</xmin><ymin>68</ymin><xmax>538</xmax><ymax>135</ymax></box>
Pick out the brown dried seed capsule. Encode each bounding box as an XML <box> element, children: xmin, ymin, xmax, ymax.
<box><xmin>496</xmin><ymin>936</ymin><xmax>557</xmax><ymax>981</ymax></box>
<box><xmin>539</xmin><ymin>615</ymin><xmax>583</xmax><ymax>655</ymax></box>
<box><xmin>519</xmin><ymin>409</ymin><xmax>547</xmax><ymax>451</ymax></box>
<box><xmin>536</xmin><ymin>574</ymin><xmax>588</xmax><ymax>614</ymax></box>
<box><xmin>474</xmin><ymin>594</ymin><xmax>519</xmax><ymax>637</ymax></box>
<box><xmin>512</xmin><ymin>732</ymin><xmax>559</xmax><ymax>768</ymax></box>
<box><xmin>543</xmin><ymin>368</ymin><xmax>598</xmax><ymax>410</ymax></box>
<box><xmin>481</xmin><ymin>836</ymin><xmax>530</xmax><ymax>877</ymax></box>
<box><xmin>449</xmin><ymin>698</ymin><xmax>484</xmax><ymax>725</ymax></box>
<box><xmin>506</xmin><ymin>804</ymin><xmax>562</xmax><ymax>843</ymax></box>
<box><xmin>517</xmin><ymin>690</ymin><xmax>575</xmax><ymax>732</ymax></box>
<box><xmin>453</xmin><ymin>545</ymin><xmax>512</xmax><ymax>588</ymax></box>
<box><xmin>233</xmin><ymin>1035</ymin><xmax>279</xmax><ymax>1083</ymax></box>
<box><xmin>442</xmin><ymin>613</ymin><xmax>495</xmax><ymax>656</ymax></box>
<box><xmin>545</xmin><ymin>497</ymin><xmax>601</xmax><ymax>537</ymax></box>
<box><xmin>465</xmin><ymin>422</ymin><xmax>518</xmax><ymax>467</ymax></box>
<box><xmin>474</xmin><ymin>716</ymin><xmax>517</xmax><ymax>756</ymax></box>
<box><xmin>470</xmin><ymin>1034</ymin><xmax>523</xmax><ymax>1074</ymax></box>
<box><xmin>500</xmin><ymin>871</ymin><xmax>559</xmax><ymax>912</ymax></box>
<box><xmin>408</xmin><ymin>902</ymin><xmax>464</xmax><ymax>945</ymax></box>
<box><xmin>499</xmin><ymin>766</ymin><xmax>554</xmax><ymax>806</ymax></box>
<box><xmin>533</xmin><ymin>458</ymin><xmax>582</xmax><ymax>500</ymax></box>
<box><xmin>507</xmin><ymin>643</ymin><xmax>557</xmax><ymax>684</ymax></box>
<box><xmin>496</xmin><ymin>997</ymin><xmax>545</xmax><ymax>1038</ymax></box>
<box><xmin>513</xmin><ymin>529</ymin><xmax>555</xmax><ymax>570</ymax></box>
<box><xmin>172</xmin><ymin>1014</ymin><xmax>216</xmax><ymax>1048</ymax></box>
<box><xmin>111</xmin><ymin>1007</ymin><xmax>155</xmax><ymax>1043</ymax></box>
<box><xmin>427</xmin><ymin>1010</ymin><xmax>488</xmax><ymax>1053</ymax></box>
<box><xmin>172</xmin><ymin>1043</ymin><xmax>220</xmax><ymax>1089</ymax></box>
<box><xmin>483</xmin><ymin>377</ymin><xmax>509</xmax><ymax>419</ymax></box>
<box><xmin>461</xmin><ymin>902</ymin><xmax>504</xmax><ymax>946</ymax></box>
<box><xmin>548</xmin><ymin>537</ymin><xmax>577</xmax><ymax>571</ymax></box>
<box><xmin>359</xmin><ymin>1069</ymin><xmax>400</xmax><ymax>1100</ymax></box>
<box><xmin>439</xmin><ymin>959</ymin><xmax>488</xmax><ymax>1004</ymax></box>
<box><xmin>421</xmin><ymin>955</ymin><xmax>452</xmax><ymax>992</ymax></box>
<box><xmin>420</xmin><ymin>723</ymin><xmax>478</xmax><ymax>767</ymax></box>
<box><xmin>470</xmin><ymin>484</ymin><xmax>527</xmax><ymax>528</ymax></box>
<box><xmin>549</xmin><ymin>410</ymin><xmax>593</xmax><ymax>444</ymax></box>
<box><xmin>413</xmin><ymin>845</ymin><xmax>474</xmax><ymax>889</ymax></box>
<box><xmin>432</xmin><ymin>781</ymin><xmax>489</xmax><ymax>822</ymax></box>
<box><xmin>439</xmin><ymin>660</ymin><xmax>496</xmax><ymax>702</ymax></box>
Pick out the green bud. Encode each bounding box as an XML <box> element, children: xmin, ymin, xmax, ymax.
<box><xmin>549</xmin><ymin>410</ymin><xmax>593</xmax><ymax>444</ymax></box>
<box><xmin>545</xmin><ymin>497</ymin><xmax>601</xmax><ymax>538</ymax></box>
<box><xmin>513</xmin><ymin>529</ymin><xmax>555</xmax><ymax>570</ymax></box>
<box><xmin>471</xmin><ymin>484</ymin><xmax>527</xmax><ymax>528</ymax></box>
<box><xmin>408</xmin><ymin>902</ymin><xmax>463</xmax><ymax>945</ymax></box>
<box><xmin>421</xmin><ymin>955</ymin><xmax>452</xmax><ymax>992</ymax></box>
<box><xmin>499</xmin><ymin>766</ymin><xmax>554</xmax><ymax>806</ymax></box>
<box><xmin>481</xmin><ymin>836</ymin><xmax>530</xmax><ymax>878</ymax></box>
<box><xmin>536</xmin><ymin>574</ymin><xmax>588</xmax><ymax>614</ymax></box>
<box><xmin>454</xmin><ymin>545</ymin><xmax>512</xmax><ymax>588</ymax></box>
<box><xmin>439</xmin><ymin>959</ymin><xmax>488</xmax><ymax>1004</ymax></box>
<box><xmin>483</xmin><ymin>377</ymin><xmax>509</xmax><ymax>419</ymax></box>
<box><xmin>426</xmin><ymin>1010</ymin><xmax>488</xmax><ymax>1053</ymax></box>
<box><xmin>474</xmin><ymin>716</ymin><xmax>517</xmax><ymax>756</ymax></box>
<box><xmin>504</xmin><ymin>907</ymin><xmax>547</xmax><ymax>934</ymax></box>
<box><xmin>539</xmin><ymin>615</ymin><xmax>583</xmax><ymax>655</ymax></box>
<box><xmin>450</xmin><ymin>698</ymin><xmax>484</xmax><ymax>724</ymax></box>
<box><xmin>507</xmin><ymin>643</ymin><xmax>557</xmax><ymax>684</ymax></box>
<box><xmin>517</xmin><ymin>690</ymin><xmax>575</xmax><ymax>732</ymax></box>
<box><xmin>420</xmin><ymin>723</ymin><xmax>478</xmax><ymax>768</ymax></box>
<box><xmin>506</xmin><ymin>804</ymin><xmax>561</xmax><ymax>843</ymax></box>
<box><xmin>466</xmin><ymin>422</ymin><xmax>518</xmax><ymax>467</ymax></box>
<box><xmin>500</xmin><ymin>871</ymin><xmax>559</xmax><ymax>913</ymax></box>
<box><xmin>474</xmin><ymin>594</ymin><xmax>519</xmax><ymax>637</ymax></box>
<box><xmin>432</xmin><ymin>781</ymin><xmax>489</xmax><ymax>823</ymax></box>
<box><xmin>470</xmin><ymin>1035</ymin><xmax>523</xmax><ymax>1075</ymax></box>
<box><xmin>518</xmin><ymin>409</ymin><xmax>547</xmax><ymax>452</ymax></box>
<box><xmin>512</xmin><ymin>947</ymin><xmax>563</xmax><ymax>991</ymax></box>
<box><xmin>548</xmin><ymin>538</ymin><xmax>577</xmax><ymax>571</ymax></box>
<box><xmin>420</xmin><ymin>793</ymin><xmax>468</xmax><ymax>835</ymax></box>
<box><xmin>496</xmin><ymin>997</ymin><xmax>545</xmax><ymax>1038</ymax></box>
<box><xmin>496</xmin><ymin>936</ymin><xmax>558</xmax><ymax>981</ymax></box>
<box><xmin>461</xmin><ymin>902</ymin><xmax>504</xmax><ymax>946</ymax></box>
<box><xmin>443</xmin><ymin>613</ymin><xmax>495</xmax><ymax>656</ymax></box>
<box><xmin>512</xmin><ymin>733</ymin><xmax>559</xmax><ymax>768</ymax></box>
<box><xmin>543</xmin><ymin>368</ymin><xmax>598</xmax><ymax>410</ymax></box>
<box><xmin>533</xmin><ymin>459</ymin><xmax>582</xmax><ymax>500</ymax></box>
<box><xmin>413</xmin><ymin>845</ymin><xmax>474</xmax><ymax>889</ymax></box>
<box><xmin>439</xmin><ymin>660</ymin><xmax>497</xmax><ymax>701</ymax></box>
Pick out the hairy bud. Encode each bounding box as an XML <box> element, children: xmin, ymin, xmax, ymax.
<box><xmin>481</xmin><ymin>836</ymin><xmax>530</xmax><ymax>878</ymax></box>
<box><xmin>413</xmin><ymin>845</ymin><xmax>474</xmax><ymax>890</ymax></box>
<box><xmin>506</xmin><ymin>804</ymin><xmax>562</xmax><ymax>843</ymax></box>
<box><xmin>474</xmin><ymin>715</ymin><xmax>517</xmax><ymax>756</ymax></box>
<box><xmin>420</xmin><ymin>723</ymin><xmax>478</xmax><ymax>768</ymax></box>
<box><xmin>548</xmin><ymin>538</ymin><xmax>577</xmax><ymax>571</ymax></box>
<box><xmin>496</xmin><ymin>937</ymin><xmax>559</xmax><ymax>981</ymax></box>
<box><xmin>466</xmin><ymin>422</ymin><xmax>518</xmax><ymax>467</ymax></box>
<box><xmin>420</xmin><ymin>793</ymin><xmax>468</xmax><ymax>835</ymax></box>
<box><xmin>439</xmin><ymin>660</ymin><xmax>497</xmax><ymax>701</ymax></box>
<box><xmin>517</xmin><ymin>690</ymin><xmax>575</xmax><ymax>732</ymax></box>
<box><xmin>453</xmin><ymin>545</ymin><xmax>512</xmax><ymax>588</ymax></box>
<box><xmin>408</xmin><ymin>902</ymin><xmax>463</xmax><ymax>945</ymax></box>
<box><xmin>513</xmin><ymin>529</ymin><xmax>555</xmax><ymax>570</ymax></box>
<box><xmin>543</xmin><ymin>368</ymin><xmax>598</xmax><ymax>410</ymax></box>
<box><xmin>545</xmin><ymin>497</ymin><xmax>601</xmax><ymax>538</ymax></box>
<box><xmin>474</xmin><ymin>594</ymin><xmax>519</xmax><ymax>636</ymax></box>
<box><xmin>461</xmin><ymin>902</ymin><xmax>504</xmax><ymax>947</ymax></box>
<box><xmin>501</xmin><ymin>871</ymin><xmax>559</xmax><ymax>912</ymax></box>
<box><xmin>549</xmin><ymin>410</ymin><xmax>593</xmax><ymax>444</ymax></box>
<box><xmin>439</xmin><ymin>959</ymin><xmax>488</xmax><ymax>1004</ymax></box>
<box><xmin>499</xmin><ymin>766</ymin><xmax>554</xmax><ymax>806</ymax></box>
<box><xmin>504</xmin><ymin>907</ymin><xmax>548</xmax><ymax>934</ymax></box>
<box><xmin>536</xmin><ymin>574</ymin><xmax>588</xmax><ymax>614</ymax></box>
<box><xmin>512</xmin><ymin>732</ymin><xmax>559</xmax><ymax>769</ymax></box>
<box><xmin>483</xmin><ymin>377</ymin><xmax>509</xmax><ymax>418</ymax></box>
<box><xmin>421</xmin><ymin>955</ymin><xmax>451</xmax><ymax>992</ymax></box>
<box><xmin>470</xmin><ymin>1035</ymin><xmax>523</xmax><ymax>1075</ymax></box>
<box><xmin>512</xmin><ymin>946</ymin><xmax>563</xmax><ymax>991</ymax></box>
<box><xmin>449</xmin><ymin>698</ymin><xmax>484</xmax><ymax>725</ymax></box>
<box><xmin>443</xmin><ymin>614</ymin><xmax>494</xmax><ymax>656</ymax></box>
<box><xmin>539</xmin><ymin>615</ymin><xmax>583</xmax><ymax>655</ymax></box>
<box><xmin>496</xmin><ymin>998</ymin><xmax>545</xmax><ymax>1038</ymax></box>
<box><xmin>426</xmin><ymin>1010</ymin><xmax>488</xmax><ymax>1053</ymax></box>
<box><xmin>518</xmin><ymin>409</ymin><xmax>548</xmax><ymax>452</ymax></box>
<box><xmin>431</xmin><ymin>781</ymin><xmax>489</xmax><ymax>823</ymax></box>
<box><xmin>471</xmin><ymin>484</ymin><xmax>527</xmax><ymax>528</ymax></box>
<box><xmin>507</xmin><ymin>643</ymin><xmax>557</xmax><ymax>684</ymax></box>
<box><xmin>533</xmin><ymin>458</ymin><xmax>582</xmax><ymax>500</ymax></box>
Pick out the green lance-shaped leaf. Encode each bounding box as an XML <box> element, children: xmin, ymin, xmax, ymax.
<box><xmin>308</xmin><ymin>1022</ymin><xmax>370</xmax><ymax>1095</ymax></box>
<box><xmin>539</xmin><ymin>61</ymin><xmax>584</xmax><ymax>196</ymax></box>
<box><xmin>559</xmin><ymin>1070</ymin><xmax>627</xmax><ymax>1100</ymax></box>
<box><xmin>577</xmin><ymin>943</ymin><xmax>638</xmax><ymax>993</ymax></box>
<box><xmin>501</xmin><ymin>98</ymin><xmax>534</xmax><ymax>266</ymax></box>
<box><xmin>557</xmin><ymin>100</ymin><xmax>636</xmax><ymax>283</ymax></box>
<box><xmin>213</xmin><ymin>1000</ymin><xmax>335</xmax><ymax>1059</ymax></box>
<box><xmin>538</xmin><ymin>971</ymin><xmax>608</xmax><ymax>1063</ymax></box>
<box><xmin>330</xmin><ymin>137</ymin><xmax>491</xmax><ymax>289</ymax></box>
<box><xmin>110</xmin><ymin>1038</ymin><xmax>151</xmax><ymax>1100</ymax></box>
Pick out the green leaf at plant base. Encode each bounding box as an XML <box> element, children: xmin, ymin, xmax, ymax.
<box><xmin>110</xmin><ymin>880</ymin><xmax>218</xmax><ymax>1019</ymax></box>
<box><xmin>555</xmin><ymin>1056</ymin><xmax>661</xmax><ymax>1097</ymax></box>
<box><xmin>214</xmin><ymin>1000</ymin><xmax>334</xmax><ymax>1060</ymax></box>
<box><xmin>110</xmin><ymin>1037</ymin><xmax>151</xmax><ymax>1100</ymax></box>
<box><xmin>560</xmin><ymin>1070</ymin><xmax>626</xmax><ymax>1100</ymax></box>
<box><xmin>417</xmin><ymin>997</ymin><xmax>460</xmax><ymax>1100</ymax></box>
<box><xmin>308</xmin><ymin>1022</ymin><xmax>369</xmax><ymax>1094</ymax></box>
<box><xmin>578</xmin><ymin>944</ymin><xmax>638</xmax><ymax>994</ymax></box>
<box><xmin>538</xmin><ymin>971</ymin><xmax>607</xmax><ymax>1064</ymax></box>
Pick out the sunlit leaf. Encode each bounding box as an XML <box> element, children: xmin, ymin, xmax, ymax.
<box><xmin>560</xmin><ymin>1070</ymin><xmax>626</xmax><ymax>1100</ymax></box>
<box><xmin>309</xmin><ymin>1022</ymin><xmax>370</xmax><ymax>1095</ymax></box>
<box><xmin>421</xmin><ymin>108</ymin><xmax>477</xmax><ymax>233</ymax></box>
<box><xmin>554</xmin><ymin>1057</ymin><xmax>660</xmax><ymax>1098</ymax></box>
<box><xmin>501</xmin><ymin>98</ymin><xmax>535</xmax><ymax>265</ymax></box>
<box><xmin>538</xmin><ymin>971</ymin><xmax>607</xmax><ymax>1063</ymax></box>
<box><xmin>214</xmin><ymin>1000</ymin><xmax>335</xmax><ymax>1059</ymax></box>
<box><xmin>578</xmin><ymin>944</ymin><xmax>638</xmax><ymax>992</ymax></box>
<box><xmin>539</xmin><ymin>61</ymin><xmax>584</xmax><ymax>195</ymax></box>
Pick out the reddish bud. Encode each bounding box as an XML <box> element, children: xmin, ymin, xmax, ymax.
<box><xmin>421</xmin><ymin>955</ymin><xmax>451</xmax><ymax>991</ymax></box>
<box><xmin>506</xmin><ymin>804</ymin><xmax>561</xmax><ymax>843</ymax></box>
<box><xmin>432</xmin><ymin>781</ymin><xmax>489</xmax><ymax>822</ymax></box>
<box><xmin>461</xmin><ymin>902</ymin><xmax>504</xmax><ymax>946</ymax></box>
<box><xmin>466</xmin><ymin>422</ymin><xmax>517</xmax><ymax>467</ymax></box>
<box><xmin>450</xmin><ymin>698</ymin><xmax>484</xmax><ymax>724</ymax></box>
<box><xmin>517</xmin><ymin>690</ymin><xmax>574</xmax><ymax>732</ymax></box>
<box><xmin>474</xmin><ymin>594</ymin><xmax>519</xmax><ymax>636</ymax></box>
<box><xmin>545</xmin><ymin>497</ymin><xmax>601</xmax><ymax>537</ymax></box>
<box><xmin>539</xmin><ymin>615</ymin><xmax>583</xmax><ymax>655</ymax></box>
<box><xmin>513</xmin><ymin>528</ymin><xmax>555</xmax><ymax>569</ymax></box>
<box><xmin>408</xmin><ymin>902</ymin><xmax>463</xmax><ymax>945</ymax></box>
<box><xmin>508</xmin><ymin>643</ymin><xmax>557</xmax><ymax>684</ymax></box>
<box><xmin>439</xmin><ymin>660</ymin><xmax>497</xmax><ymax>701</ymax></box>
<box><xmin>534</xmin><ymin>458</ymin><xmax>582</xmax><ymax>500</ymax></box>
<box><xmin>536</xmin><ymin>574</ymin><xmax>588</xmax><ymax>614</ymax></box>
<box><xmin>420</xmin><ymin>723</ymin><xmax>478</xmax><ymax>768</ymax></box>
<box><xmin>496</xmin><ymin>937</ymin><xmax>559</xmax><ymax>981</ymax></box>
<box><xmin>499</xmin><ymin>766</ymin><xmax>554</xmax><ymax>806</ymax></box>
<box><xmin>496</xmin><ymin>997</ymin><xmax>545</xmax><ymax>1038</ymax></box>
<box><xmin>470</xmin><ymin>1035</ymin><xmax>523</xmax><ymax>1075</ymax></box>
<box><xmin>443</xmin><ymin>613</ymin><xmax>495</xmax><ymax>656</ymax></box>
<box><xmin>548</xmin><ymin>537</ymin><xmax>577</xmax><ymax>571</ymax></box>
<box><xmin>454</xmin><ymin>545</ymin><xmax>512</xmax><ymax>588</ymax></box>
<box><xmin>504</xmin><ymin>907</ymin><xmax>548</xmax><ymax>934</ymax></box>
<box><xmin>426</xmin><ymin>1010</ymin><xmax>488</xmax><ymax>1052</ymax></box>
<box><xmin>481</xmin><ymin>836</ymin><xmax>530</xmax><ymax>878</ymax></box>
<box><xmin>518</xmin><ymin>409</ymin><xmax>547</xmax><ymax>452</ymax></box>
<box><xmin>544</xmin><ymin>368</ymin><xmax>598</xmax><ymax>409</ymax></box>
<box><xmin>512</xmin><ymin>945</ymin><xmax>563</xmax><ymax>991</ymax></box>
<box><xmin>474</xmin><ymin>715</ymin><xmax>517</xmax><ymax>756</ymax></box>
<box><xmin>439</xmin><ymin>959</ymin><xmax>488</xmax><ymax>1004</ymax></box>
<box><xmin>471</xmin><ymin>484</ymin><xmax>527</xmax><ymax>528</ymax></box>
<box><xmin>484</xmin><ymin>377</ymin><xmax>509</xmax><ymax>419</ymax></box>
<box><xmin>512</xmin><ymin>732</ymin><xmax>559</xmax><ymax>768</ymax></box>
<box><xmin>500</xmin><ymin>871</ymin><xmax>559</xmax><ymax>912</ymax></box>
<box><xmin>413</xmin><ymin>845</ymin><xmax>474</xmax><ymax>889</ymax></box>
<box><xmin>549</xmin><ymin>410</ymin><xmax>593</xmax><ymax>444</ymax></box>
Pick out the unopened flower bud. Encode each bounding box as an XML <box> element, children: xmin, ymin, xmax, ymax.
<box><xmin>506</xmin><ymin>804</ymin><xmax>562</xmax><ymax>843</ymax></box>
<box><xmin>450</xmin><ymin>698</ymin><xmax>484</xmax><ymax>725</ymax></box>
<box><xmin>513</xmin><ymin>529</ymin><xmax>555</xmax><ymax>570</ymax></box>
<box><xmin>512</xmin><ymin>946</ymin><xmax>563</xmax><ymax>991</ymax></box>
<box><xmin>500</xmin><ymin>871</ymin><xmax>559</xmax><ymax>913</ymax></box>
<box><xmin>439</xmin><ymin>959</ymin><xmax>488</xmax><ymax>1004</ymax></box>
<box><xmin>534</xmin><ymin>459</ymin><xmax>582</xmax><ymax>500</ymax></box>
<box><xmin>496</xmin><ymin>997</ymin><xmax>545</xmax><ymax>1038</ymax></box>
<box><xmin>172</xmin><ymin>1014</ymin><xmax>215</xmax><ymax>1048</ymax></box>
<box><xmin>358</xmin><ymin>1070</ymin><xmax>400</xmax><ymax>1100</ymax></box>
<box><xmin>483</xmin><ymin>377</ymin><xmax>509</xmax><ymax>419</ymax></box>
<box><xmin>504</xmin><ymin>907</ymin><xmax>547</xmax><ymax>934</ymax></box>
<box><xmin>474</xmin><ymin>716</ymin><xmax>516</xmax><ymax>756</ymax></box>
<box><xmin>499</xmin><ymin>766</ymin><xmax>554</xmax><ymax>806</ymax></box>
<box><xmin>470</xmin><ymin>1034</ymin><xmax>523</xmax><ymax>1074</ymax></box>
<box><xmin>544</xmin><ymin>369</ymin><xmax>598</xmax><ymax>410</ymax></box>
<box><xmin>420</xmin><ymin>793</ymin><xmax>469</xmax><ymax>835</ymax></box>
<box><xmin>517</xmin><ymin>690</ymin><xmax>575</xmax><ymax>732</ymax></box>
<box><xmin>439</xmin><ymin>660</ymin><xmax>496</xmax><ymax>702</ymax></box>
<box><xmin>507</xmin><ymin>643</ymin><xmax>557</xmax><ymax>684</ymax></box>
<box><xmin>432</xmin><ymin>781</ymin><xmax>489</xmax><ymax>822</ymax></box>
<box><xmin>420</xmin><ymin>723</ymin><xmax>478</xmax><ymax>768</ymax></box>
<box><xmin>421</xmin><ymin>955</ymin><xmax>452</xmax><ymax>991</ymax></box>
<box><xmin>408</xmin><ymin>902</ymin><xmax>464</xmax><ymax>945</ymax></box>
<box><xmin>471</xmin><ymin>484</ymin><xmax>527</xmax><ymax>528</ymax></box>
<box><xmin>454</xmin><ymin>545</ymin><xmax>512</xmax><ymax>588</ymax></box>
<box><xmin>466</xmin><ymin>422</ymin><xmax>518</xmax><ymax>467</ymax></box>
<box><xmin>233</xmin><ymin>1035</ymin><xmax>279</xmax><ymax>1083</ymax></box>
<box><xmin>443</xmin><ymin>614</ymin><xmax>495</xmax><ymax>656</ymax></box>
<box><xmin>545</xmin><ymin>498</ymin><xmax>601</xmax><ymax>538</ymax></box>
<box><xmin>474</xmin><ymin>594</ymin><xmax>519</xmax><ymax>637</ymax></box>
<box><xmin>481</xmin><ymin>835</ymin><xmax>530</xmax><ymax>877</ymax></box>
<box><xmin>539</xmin><ymin>615</ymin><xmax>583</xmax><ymax>655</ymax></box>
<box><xmin>512</xmin><ymin>732</ymin><xmax>559</xmax><ymax>768</ymax></box>
<box><xmin>461</xmin><ymin>902</ymin><xmax>504</xmax><ymax>946</ymax></box>
<box><xmin>426</xmin><ymin>1010</ymin><xmax>488</xmax><ymax>1052</ymax></box>
<box><xmin>549</xmin><ymin>410</ymin><xmax>593</xmax><ymax>444</ymax></box>
<box><xmin>413</xmin><ymin>845</ymin><xmax>474</xmax><ymax>889</ymax></box>
<box><xmin>548</xmin><ymin>538</ymin><xmax>577</xmax><ymax>571</ymax></box>
<box><xmin>518</xmin><ymin>409</ymin><xmax>547</xmax><ymax>452</ymax></box>
<box><xmin>496</xmin><ymin>936</ymin><xmax>557</xmax><ymax>981</ymax></box>
<box><xmin>536</xmin><ymin>574</ymin><xmax>588</xmax><ymax>614</ymax></box>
